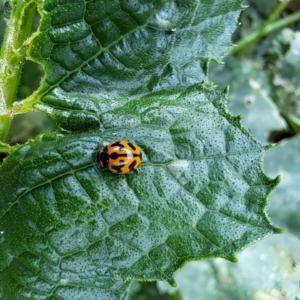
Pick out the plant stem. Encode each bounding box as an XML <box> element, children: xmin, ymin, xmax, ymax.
<box><xmin>231</xmin><ymin>1</ymin><xmax>299</xmax><ymax>57</ymax></box>
<box><xmin>0</xmin><ymin>0</ymin><xmax>36</xmax><ymax>142</ymax></box>
<box><xmin>0</xmin><ymin>116</ymin><xmax>10</xmax><ymax>143</ymax></box>
<box><xmin>281</xmin><ymin>112</ymin><xmax>300</xmax><ymax>134</ymax></box>
<box><xmin>265</xmin><ymin>9</ymin><xmax>300</xmax><ymax>34</ymax></box>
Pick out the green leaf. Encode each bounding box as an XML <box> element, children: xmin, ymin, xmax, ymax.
<box><xmin>13</xmin><ymin>0</ymin><xmax>244</xmax><ymax>114</ymax></box>
<box><xmin>0</xmin><ymin>84</ymin><xmax>280</xmax><ymax>298</ymax></box>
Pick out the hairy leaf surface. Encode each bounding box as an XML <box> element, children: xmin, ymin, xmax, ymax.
<box><xmin>29</xmin><ymin>0</ymin><xmax>242</xmax><ymax>99</ymax></box>
<box><xmin>0</xmin><ymin>85</ymin><xmax>279</xmax><ymax>298</ymax></box>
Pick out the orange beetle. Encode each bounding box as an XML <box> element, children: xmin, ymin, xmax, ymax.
<box><xmin>98</xmin><ymin>140</ymin><xmax>142</xmax><ymax>174</ymax></box>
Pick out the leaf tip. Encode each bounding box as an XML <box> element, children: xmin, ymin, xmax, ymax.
<box><xmin>264</xmin><ymin>143</ymin><xmax>276</xmax><ymax>150</ymax></box>
<box><xmin>203</xmin><ymin>59</ymin><xmax>210</xmax><ymax>75</ymax></box>
<box><xmin>274</xmin><ymin>227</ymin><xmax>285</xmax><ymax>234</ymax></box>
<box><xmin>223</xmin><ymin>85</ymin><xmax>230</xmax><ymax>93</ymax></box>
<box><xmin>274</xmin><ymin>174</ymin><xmax>281</xmax><ymax>185</ymax></box>
<box><xmin>209</xmin><ymin>57</ymin><xmax>222</xmax><ymax>65</ymax></box>
<box><xmin>227</xmin><ymin>256</ymin><xmax>238</xmax><ymax>263</ymax></box>
<box><xmin>241</xmin><ymin>4</ymin><xmax>249</xmax><ymax>9</ymax></box>
<box><xmin>168</xmin><ymin>278</ymin><xmax>177</xmax><ymax>288</ymax></box>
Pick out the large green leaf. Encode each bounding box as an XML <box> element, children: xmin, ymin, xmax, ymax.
<box><xmin>21</xmin><ymin>0</ymin><xmax>243</xmax><ymax>109</ymax></box>
<box><xmin>0</xmin><ymin>0</ymin><xmax>280</xmax><ymax>299</ymax></box>
<box><xmin>0</xmin><ymin>84</ymin><xmax>280</xmax><ymax>298</ymax></box>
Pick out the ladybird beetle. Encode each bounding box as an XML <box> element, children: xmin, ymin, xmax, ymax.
<box><xmin>98</xmin><ymin>140</ymin><xmax>142</xmax><ymax>174</ymax></box>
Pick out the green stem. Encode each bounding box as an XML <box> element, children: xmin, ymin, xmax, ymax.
<box><xmin>281</xmin><ymin>112</ymin><xmax>300</xmax><ymax>134</ymax></box>
<box><xmin>264</xmin><ymin>9</ymin><xmax>300</xmax><ymax>34</ymax></box>
<box><xmin>264</xmin><ymin>0</ymin><xmax>289</xmax><ymax>27</ymax></box>
<box><xmin>0</xmin><ymin>0</ymin><xmax>36</xmax><ymax>143</ymax></box>
<box><xmin>1</xmin><ymin>0</ymin><xmax>37</xmax><ymax>109</ymax></box>
<box><xmin>231</xmin><ymin>1</ymin><xmax>299</xmax><ymax>57</ymax></box>
<box><xmin>0</xmin><ymin>116</ymin><xmax>11</xmax><ymax>143</ymax></box>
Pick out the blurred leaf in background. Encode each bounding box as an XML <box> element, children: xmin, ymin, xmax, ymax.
<box><xmin>209</xmin><ymin>56</ymin><xmax>286</xmax><ymax>143</ymax></box>
<box><xmin>268</xmin><ymin>28</ymin><xmax>300</xmax><ymax>133</ymax></box>
<box><xmin>8</xmin><ymin>111</ymin><xmax>55</xmax><ymax>144</ymax></box>
<box><xmin>265</xmin><ymin>135</ymin><xmax>300</xmax><ymax>237</ymax></box>
<box><xmin>209</xmin><ymin>0</ymin><xmax>300</xmax><ymax>143</ymax></box>
<box><xmin>158</xmin><ymin>233</ymin><xmax>300</xmax><ymax>299</ymax></box>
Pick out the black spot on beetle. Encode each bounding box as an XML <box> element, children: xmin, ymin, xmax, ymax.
<box><xmin>98</xmin><ymin>146</ymin><xmax>109</xmax><ymax>168</ymax></box>
<box><xmin>111</xmin><ymin>160</ymin><xmax>125</xmax><ymax>173</ymax></box>
<box><xmin>110</xmin><ymin>152</ymin><xmax>131</xmax><ymax>159</ymax></box>
<box><xmin>127</xmin><ymin>142</ymin><xmax>136</xmax><ymax>151</ymax></box>
<box><xmin>110</xmin><ymin>141</ymin><xmax>124</xmax><ymax>150</ymax></box>
<box><xmin>128</xmin><ymin>160</ymin><xmax>137</xmax><ymax>172</ymax></box>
